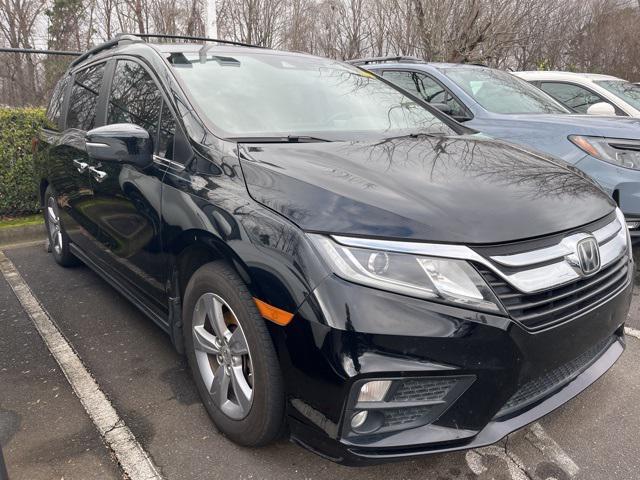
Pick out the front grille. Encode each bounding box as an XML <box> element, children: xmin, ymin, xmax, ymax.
<box><xmin>382</xmin><ymin>405</ymin><xmax>435</xmax><ymax>427</ymax></box>
<box><xmin>497</xmin><ymin>336</ymin><xmax>614</xmax><ymax>417</ymax></box>
<box><xmin>477</xmin><ymin>254</ymin><xmax>629</xmax><ymax>330</ymax></box>
<box><xmin>389</xmin><ymin>378</ymin><xmax>458</xmax><ymax>403</ymax></box>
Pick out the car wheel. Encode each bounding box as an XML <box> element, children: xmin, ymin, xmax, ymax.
<box><xmin>183</xmin><ymin>262</ymin><xmax>285</xmax><ymax>446</ymax></box>
<box><xmin>44</xmin><ymin>185</ymin><xmax>78</xmax><ymax>267</ymax></box>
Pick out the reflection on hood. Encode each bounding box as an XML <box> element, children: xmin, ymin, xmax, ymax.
<box><xmin>240</xmin><ymin>134</ymin><xmax>613</xmax><ymax>244</ymax></box>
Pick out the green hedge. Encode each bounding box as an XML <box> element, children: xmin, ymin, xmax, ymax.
<box><xmin>0</xmin><ymin>107</ymin><xmax>48</xmax><ymax>217</ymax></box>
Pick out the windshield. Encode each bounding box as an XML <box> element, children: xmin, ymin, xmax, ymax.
<box><xmin>443</xmin><ymin>68</ymin><xmax>569</xmax><ymax>114</ymax></box>
<box><xmin>595</xmin><ymin>80</ymin><xmax>640</xmax><ymax>111</ymax></box>
<box><xmin>168</xmin><ymin>51</ymin><xmax>454</xmax><ymax>139</ymax></box>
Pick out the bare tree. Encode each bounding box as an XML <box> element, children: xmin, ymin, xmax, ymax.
<box><xmin>3</xmin><ymin>0</ymin><xmax>640</xmax><ymax>107</ymax></box>
<box><xmin>0</xmin><ymin>0</ymin><xmax>47</xmax><ymax>104</ymax></box>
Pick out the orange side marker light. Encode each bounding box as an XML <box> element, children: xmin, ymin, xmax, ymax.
<box><xmin>254</xmin><ymin>298</ymin><xmax>294</xmax><ymax>326</ymax></box>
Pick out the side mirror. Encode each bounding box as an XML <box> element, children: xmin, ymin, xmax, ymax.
<box><xmin>586</xmin><ymin>102</ymin><xmax>616</xmax><ymax>116</ymax></box>
<box><xmin>86</xmin><ymin>123</ymin><xmax>153</xmax><ymax>168</ymax></box>
<box><xmin>431</xmin><ymin>102</ymin><xmax>452</xmax><ymax>115</ymax></box>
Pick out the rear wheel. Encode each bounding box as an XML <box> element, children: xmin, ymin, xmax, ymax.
<box><xmin>43</xmin><ymin>186</ymin><xmax>78</xmax><ymax>267</ymax></box>
<box><xmin>183</xmin><ymin>262</ymin><xmax>285</xmax><ymax>446</ymax></box>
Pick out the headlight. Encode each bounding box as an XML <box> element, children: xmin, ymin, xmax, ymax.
<box><xmin>616</xmin><ymin>207</ymin><xmax>633</xmax><ymax>256</ymax></box>
<box><xmin>308</xmin><ymin>235</ymin><xmax>502</xmax><ymax>313</ymax></box>
<box><xmin>569</xmin><ymin>135</ymin><xmax>640</xmax><ymax>169</ymax></box>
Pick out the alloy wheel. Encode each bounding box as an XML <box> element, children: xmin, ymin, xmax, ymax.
<box><xmin>47</xmin><ymin>196</ymin><xmax>63</xmax><ymax>255</ymax></box>
<box><xmin>192</xmin><ymin>293</ymin><xmax>254</xmax><ymax>420</ymax></box>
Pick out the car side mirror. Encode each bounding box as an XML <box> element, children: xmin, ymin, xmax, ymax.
<box><xmin>586</xmin><ymin>102</ymin><xmax>616</xmax><ymax>116</ymax></box>
<box><xmin>431</xmin><ymin>102</ymin><xmax>452</xmax><ymax>115</ymax></box>
<box><xmin>86</xmin><ymin>123</ymin><xmax>153</xmax><ymax>168</ymax></box>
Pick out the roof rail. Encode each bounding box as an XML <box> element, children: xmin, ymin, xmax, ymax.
<box><xmin>126</xmin><ymin>33</ymin><xmax>263</xmax><ymax>49</ymax></box>
<box><xmin>69</xmin><ymin>34</ymin><xmax>141</xmax><ymax>67</ymax></box>
<box><xmin>347</xmin><ymin>55</ymin><xmax>424</xmax><ymax>66</ymax></box>
<box><xmin>68</xmin><ymin>33</ymin><xmax>262</xmax><ymax>69</ymax></box>
<box><xmin>0</xmin><ymin>47</ymin><xmax>81</xmax><ymax>56</ymax></box>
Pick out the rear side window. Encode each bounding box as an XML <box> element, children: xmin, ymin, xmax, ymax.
<box><xmin>107</xmin><ymin>60</ymin><xmax>162</xmax><ymax>143</ymax></box>
<box><xmin>47</xmin><ymin>76</ymin><xmax>70</xmax><ymax>129</ymax></box>
<box><xmin>67</xmin><ymin>63</ymin><xmax>106</xmax><ymax>130</ymax></box>
<box><xmin>539</xmin><ymin>82</ymin><xmax>609</xmax><ymax>114</ymax></box>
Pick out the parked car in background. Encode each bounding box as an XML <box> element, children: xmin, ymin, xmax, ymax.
<box><xmin>37</xmin><ymin>36</ymin><xmax>633</xmax><ymax>465</ymax></box>
<box><xmin>515</xmin><ymin>71</ymin><xmax>640</xmax><ymax>117</ymax></box>
<box><xmin>358</xmin><ymin>58</ymin><xmax>640</xmax><ymax>242</ymax></box>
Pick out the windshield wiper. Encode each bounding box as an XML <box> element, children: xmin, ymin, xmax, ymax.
<box><xmin>408</xmin><ymin>131</ymin><xmax>448</xmax><ymax>139</ymax></box>
<box><xmin>381</xmin><ymin>131</ymin><xmax>448</xmax><ymax>141</ymax></box>
<box><xmin>229</xmin><ymin>135</ymin><xmax>333</xmax><ymax>143</ymax></box>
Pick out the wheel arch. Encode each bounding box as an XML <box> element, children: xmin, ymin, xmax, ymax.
<box><xmin>170</xmin><ymin>229</ymin><xmax>258</xmax><ymax>301</ymax></box>
<box><xmin>167</xmin><ymin>228</ymin><xmax>300</xmax><ymax>357</ymax></box>
<box><xmin>39</xmin><ymin>178</ymin><xmax>50</xmax><ymax>207</ymax></box>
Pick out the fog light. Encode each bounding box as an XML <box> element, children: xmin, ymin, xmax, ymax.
<box><xmin>358</xmin><ymin>380</ymin><xmax>392</xmax><ymax>402</ymax></box>
<box><xmin>351</xmin><ymin>411</ymin><xmax>368</xmax><ymax>429</ymax></box>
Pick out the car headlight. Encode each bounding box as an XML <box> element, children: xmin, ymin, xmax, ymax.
<box><xmin>308</xmin><ymin>234</ymin><xmax>502</xmax><ymax>313</ymax></box>
<box><xmin>569</xmin><ymin>135</ymin><xmax>640</xmax><ymax>169</ymax></box>
<box><xmin>616</xmin><ymin>207</ymin><xmax>633</xmax><ymax>257</ymax></box>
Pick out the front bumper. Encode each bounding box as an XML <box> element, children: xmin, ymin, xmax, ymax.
<box><xmin>277</xmin><ymin>272</ymin><xmax>632</xmax><ymax>465</ymax></box>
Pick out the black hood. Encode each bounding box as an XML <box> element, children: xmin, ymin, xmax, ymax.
<box><xmin>239</xmin><ymin>134</ymin><xmax>614</xmax><ymax>244</ymax></box>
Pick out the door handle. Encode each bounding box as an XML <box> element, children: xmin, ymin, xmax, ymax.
<box><xmin>88</xmin><ymin>166</ymin><xmax>108</xmax><ymax>183</ymax></box>
<box><xmin>73</xmin><ymin>159</ymin><xmax>89</xmax><ymax>173</ymax></box>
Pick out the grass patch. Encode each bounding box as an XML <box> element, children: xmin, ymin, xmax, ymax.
<box><xmin>0</xmin><ymin>214</ymin><xmax>43</xmax><ymax>229</ymax></box>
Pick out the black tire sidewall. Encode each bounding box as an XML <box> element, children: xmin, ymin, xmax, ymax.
<box><xmin>183</xmin><ymin>262</ymin><xmax>285</xmax><ymax>446</ymax></box>
<box><xmin>43</xmin><ymin>186</ymin><xmax>77</xmax><ymax>267</ymax></box>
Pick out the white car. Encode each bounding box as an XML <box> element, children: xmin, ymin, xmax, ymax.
<box><xmin>515</xmin><ymin>71</ymin><xmax>640</xmax><ymax>117</ymax></box>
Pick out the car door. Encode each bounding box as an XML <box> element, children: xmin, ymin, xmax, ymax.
<box><xmin>380</xmin><ymin>69</ymin><xmax>472</xmax><ymax>121</ymax></box>
<box><xmin>49</xmin><ymin>62</ymin><xmax>107</xmax><ymax>256</ymax></box>
<box><xmin>85</xmin><ymin>58</ymin><xmax>170</xmax><ymax>313</ymax></box>
<box><xmin>537</xmin><ymin>81</ymin><xmax>625</xmax><ymax>115</ymax></box>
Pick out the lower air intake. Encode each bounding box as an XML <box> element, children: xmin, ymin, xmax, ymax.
<box><xmin>497</xmin><ymin>336</ymin><xmax>614</xmax><ymax>418</ymax></box>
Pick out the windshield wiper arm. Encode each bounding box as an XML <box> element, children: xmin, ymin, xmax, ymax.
<box><xmin>381</xmin><ymin>131</ymin><xmax>447</xmax><ymax>141</ymax></box>
<box><xmin>407</xmin><ymin>132</ymin><xmax>447</xmax><ymax>139</ymax></box>
<box><xmin>229</xmin><ymin>135</ymin><xmax>333</xmax><ymax>143</ymax></box>
<box><xmin>286</xmin><ymin>135</ymin><xmax>332</xmax><ymax>143</ymax></box>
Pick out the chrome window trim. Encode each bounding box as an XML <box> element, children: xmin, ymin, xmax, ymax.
<box><xmin>331</xmin><ymin>209</ymin><xmax>629</xmax><ymax>295</ymax></box>
<box><xmin>153</xmin><ymin>154</ymin><xmax>185</xmax><ymax>171</ymax></box>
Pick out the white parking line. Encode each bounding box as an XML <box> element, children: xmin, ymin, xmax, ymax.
<box><xmin>466</xmin><ymin>422</ymin><xmax>579</xmax><ymax>479</ymax></box>
<box><xmin>625</xmin><ymin>327</ymin><xmax>640</xmax><ymax>340</ymax></box>
<box><xmin>466</xmin><ymin>447</ymin><xmax>530</xmax><ymax>480</ymax></box>
<box><xmin>526</xmin><ymin>422</ymin><xmax>579</xmax><ymax>476</ymax></box>
<box><xmin>0</xmin><ymin>251</ymin><xmax>164</xmax><ymax>480</ymax></box>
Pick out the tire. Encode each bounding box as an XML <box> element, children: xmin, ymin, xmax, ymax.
<box><xmin>43</xmin><ymin>185</ymin><xmax>79</xmax><ymax>267</ymax></box>
<box><xmin>183</xmin><ymin>261</ymin><xmax>285</xmax><ymax>446</ymax></box>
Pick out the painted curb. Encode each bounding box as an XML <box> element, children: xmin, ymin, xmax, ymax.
<box><xmin>0</xmin><ymin>223</ymin><xmax>45</xmax><ymax>246</ymax></box>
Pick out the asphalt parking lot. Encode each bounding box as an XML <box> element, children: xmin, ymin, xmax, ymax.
<box><xmin>1</xmin><ymin>241</ymin><xmax>639</xmax><ymax>480</ymax></box>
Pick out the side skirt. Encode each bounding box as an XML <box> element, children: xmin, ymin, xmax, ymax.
<box><xmin>70</xmin><ymin>243</ymin><xmax>170</xmax><ymax>334</ymax></box>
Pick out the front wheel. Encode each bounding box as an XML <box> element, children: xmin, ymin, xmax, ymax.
<box><xmin>183</xmin><ymin>262</ymin><xmax>285</xmax><ymax>446</ymax></box>
<box><xmin>43</xmin><ymin>185</ymin><xmax>78</xmax><ymax>267</ymax></box>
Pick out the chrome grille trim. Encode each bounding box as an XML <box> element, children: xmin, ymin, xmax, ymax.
<box><xmin>493</xmin><ymin>219</ymin><xmax>627</xmax><ymax>294</ymax></box>
<box><xmin>491</xmin><ymin>217</ymin><xmax>621</xmax><ymax>268</ymax></box>
<box><xmin>477</xmin><ymin>255</ymin><xmax>629</xmax><ymax>330</ymax></box>
<box><xmin>595</xmin><ymin>219</ymin><xmax>622</xmax><ymax>244</ymax></box>
<box><xmin>490</xmin><ymin>242</ymin><xmax>572</xmax><ymax>268</ymax></box>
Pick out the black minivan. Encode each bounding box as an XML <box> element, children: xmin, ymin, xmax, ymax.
<box><xmin>37</xmin><ymin>34</ymin><xmax>633</xmax><ymax>465</ymax></box>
